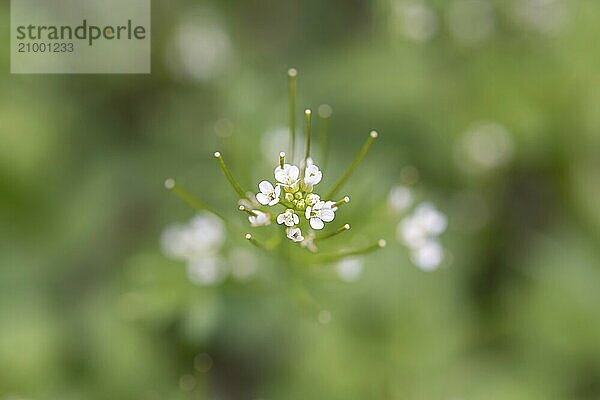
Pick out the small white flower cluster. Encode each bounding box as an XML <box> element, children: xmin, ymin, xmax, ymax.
<box><xmin>396</xmin><ymin>202</ymin><xmax>447</xmax><ymax>271</ymax></box>
<box><xmin>161</xmin><ymin>213</ymin><xmax>257</xmax><ymax>285</ymax></box>
<box><xmin>253</xmin><ymin>156</ymin><xmax>347</xmax><ymax>244</ymax></box>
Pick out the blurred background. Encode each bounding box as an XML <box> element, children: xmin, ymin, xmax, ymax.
<box><xmin>2</xmin><ymin>0</ymin><xmax>600</xmax><ymax>399</ymax></box>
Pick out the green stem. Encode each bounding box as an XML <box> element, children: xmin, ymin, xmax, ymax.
<box><xmin>238</xmin><ymin>205</ymin><xmax>259</xmax><ymax>216</ymax></box>
<box><xmin>165</xmin><ymin>178</ymin><xmax>227</xmax><ymax>222</ymax></box>
<box><xmin>279</xmin><ymin>151</ymin><xmax>286</xmax><ymax>169</ymax></box>
<box><xmin>214</xmin><ymin>151</ymin><xmax>247</xmax><ymax>199</ymax></box>
<box><xmin>318</xmin><ymin>104</ymin><xmax>332</xmax><ymax>169</ymax></box>
<box><xmin>288</xmin><ymin>68</ymin><xmax>297</xmax><ymax>160</ymax></box>
<box><xmin>314</xmin><ymin>223</ymin><xmax>351</xmax><ymax>242</ymax></box>
<box><xmin>333</xmin><ymin>196</ymin><xmax>350</xmax><ymax>208</ymax></box>
<box><xmin>245</xmin><ymin>233</ymin><xmax>271</xmax><ymax>250</ymax></box>
<box><xmin>315</xmin><ymin>239</ymin><xmax>386</xmax><ymax>263</ymax></box>
<box><xmin>304</xmin><ymin>109</ymin><xmax>312</xmax><ymax>163</ymax></box>
<box><xmin>325</xmin><ymin>131</ymin><xmax>379</xmax><ymax>199</ymax></box>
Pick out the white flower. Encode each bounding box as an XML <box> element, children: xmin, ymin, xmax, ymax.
<box><xmin>397</xmin><ymin>202</ymin><xmax>447</xmax><ymax>271</ymax></box>
<box><xmin>256</xmin><ymin>180</ymin><xmax>280</xmax><ymax>206</ymax></box>
<box><xmin>248</xmin><ymin>210</ymin><xmax>271</xmax><ymax>227</ymax></box>
<box><xmin>305</xmin><ymin>193</ymin><xmax>320</xmax><ymax>206</ymax></box>
<box><xmin>410</xmin><ymin>240</ymin><xmax>444</xmax><ymax>271</ymax></box>
<box><xmin>277</xmin><ymin>209</ymin><xmax>300</xmax><ymax>227</ymax></box>
<box><xmin>305</xmin><ymin>200</ymin><xmax>336</xmax><ymax>230</ymax></box>
<box><xmin>413</xmin><ymin>203</ymin><xmax>447</xmax><ymax>235</ymax></box>
<box><xmin>397</xmin><ymin>203</ymin><xmax>447</xmax><ymax>247</ymax></box>
<box><xmin>335</xmin><ymin>258</ymin><xmax>364</xmax><ymax>282</ymax></box>
<box><xmin>286</xmin><ymin>227</ymin><xmax>304</xmax><ymax>242</ymax></box>
<box><xmin>303</xmin><ymin>163</ymin><xmax>322</xmax><ymax>188</ymax></box>
<box><xmin>161</xmin><ymin>213</ymin><xmax>225</xmax><ymax>260</ymax></box>
<box><xmin>161</xmin><ymin>213</ymin><xmax>228</xmax><ymax>285</ymax></box>
<box><xmin>274</xmin><ymin>163</ymin><xmax>300</xmax><ymax>188</ymax></box>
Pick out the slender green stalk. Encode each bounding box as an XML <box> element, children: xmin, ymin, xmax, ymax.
<box><xmin>304</xmin><ymin>109</ymin><xmax>312</xmax><ymax>163</ymax></box>
<box><xmin>245</xmin><ymin>233</ymin><xmax>269</xmax><ymax>250</ymax></box>
<box><xmin>325</xmin><ymin>131</ymin><xmax>379</xmax><ymax>199</ymax></box>
<box><xmin>165</xmin><ymin>178</ymin><xmax>226</xmax><ymax>221</ymax></box>
<box><xmin>316</xmin><ymin>239</ymin><xmax>386</xmax><ymax>263</ymax></box>
<box><xmin>332</xmin><ymin>196</ymin><xmax>350</xmax><ymax>208</ymax></box>
<box><xmin>315</xmin><ymin>223</ymin><xmax>351</xmax><ymax>242</ymax></box>
<box><xmin>279</xmin><ymin>151</ymin><xmax>286</xmax><ymax>169</ymax></box>
<box><xmin>214</xmin><ymin>151</ymin><xmax>247</xmax><ymax>199</ymax></box>
<box><xmin>318</xmin><ymin>104</ymin><xmax>332</xmax><ymax>168</ymax></box>
<box><xmin>238</xmin><ymin>205</ymin><xmax>259</xmax><ymax>216</ymax></box>
<box><xmin>288</xmin><ymin>68</ymin><xmax>297</xmax><ymax>159</ymax></box>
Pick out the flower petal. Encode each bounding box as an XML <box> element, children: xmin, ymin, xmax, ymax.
<box><xmin>320</xmin><ymin>209</ymin><xmax>335</xmax><ymax>222</ymax></box>
<box><xmin>256</xmin><ymin>193</ymin><xmax>270</xmax><ymax>205</ymax></box>
<box><xmin>288</xmin><ymin>165</ymin><xmax>300</xmax><ymax>180</ymax></box>
<box><xmin>310</xmin><ymin>217</ymin><xmax>324</xmax><ymax>230</ymax></box>
<box><xmin>305</xmin><ymin>207</ymin><xmax>312</xmax><ymax>219</ymax></box>
<box><xmin>277</xmin><ymin>213</ymin><xmax>285</xmax><ymax>224</ymax></box>
<box><xmin>259</xmin><ymin>180</ymin><xmax>274</xmax><ymax>194</ymax></box>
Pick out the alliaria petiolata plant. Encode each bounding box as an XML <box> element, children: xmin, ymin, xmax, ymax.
<box><xmin>164</xmin><ymin>68</ymin><xmax>386</xmax><ymax>271</ymax></box>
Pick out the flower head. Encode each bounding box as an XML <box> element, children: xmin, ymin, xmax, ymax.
<box><xmin>167</xmin><ymin>69</ymin><xmax>385</xmax><ymax>263</ymax></box>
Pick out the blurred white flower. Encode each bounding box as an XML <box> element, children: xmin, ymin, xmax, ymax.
<box><xmin>300</xmin><ymin>232</ymin><xmax>318</xmax><ymax>252</ymax></box>
<box><xmin>456</xmin><ymin>122</ymin><xmax>514</xmax><ymax>172</ymax></box>
<box><xmin>161</xmin><ymin>213</ymin><xmax>225</xmax><ymax>260</ymax></box>
<box><xmin>166</xmin><ymin>10</ymin><xmax>235</xmax><ymax>82</ymax></box>
<box><xmin>392</xmin><ymin>0</ymin><xmax>439</xmax><ymax>43</ymax></box>
<box><xmin>447</xmin><ymin>0</ymin><xmax>495</xmax><ymax>46</ymax></box>
<box><xmin>397</xmin><ymin>202</ymin><xmax>447</xmax><ymax>271</ymax></box>
<box><xmin>248</xmin><ymin>210</ymin><xmax>271</xmax><ymax>227</ymax></box>
<box><xmin>161</xmin><ymin>213</ymin><xmax>227</xmax><ymax>285</ymax></box>
<box><xmin>513</xmin><ymin>0</ymin><xmax>568</xmax><ymax>36</ymax></box>
<box><xmin>335</xmin><ymin>258</ymin><xmax>364</xmax><ymax>282</ymax></box>
<box><xmin>388</xmin><ymin>185</ymin><xmax>414</xmax><ymax>214</ymax></box>
<box><xmin>410</xmin><ymin>240</ymin><xmax>444</xmax><ymax>271</ymax></box>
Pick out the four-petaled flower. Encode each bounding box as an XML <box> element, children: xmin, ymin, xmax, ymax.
<box><xmin>303</xmin><ymin>163</ymin><xmax>322</xmax><ymax>190</ymax></box>
<box><xmin>277</xmin><ymin>209</ymin><xmax>300</xmax><ymax>227</ymax></box>
<box><xmin>275</xmin><ymin>163</ymin><xmax>300</xmax><ymax>190</ymax></box>
<box><xmin>286</xmin><ymin>227</ymin><xmax>304</xmax><ymax>242</ymax></box>
<box><xmin>305</xmin><ymin>200</ymin><xmax>336</xmax><ymax>230</ymax></box>
<box><xmin>256</xmin><ymin>180</ymin><xmax>280</xmax><ymax>206</ymax></box>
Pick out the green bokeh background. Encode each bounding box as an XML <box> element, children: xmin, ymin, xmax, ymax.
<box><xmin>2</xmin><ymin>1</ymin><xmax>600</xmax><ymax>399</ymax></box>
